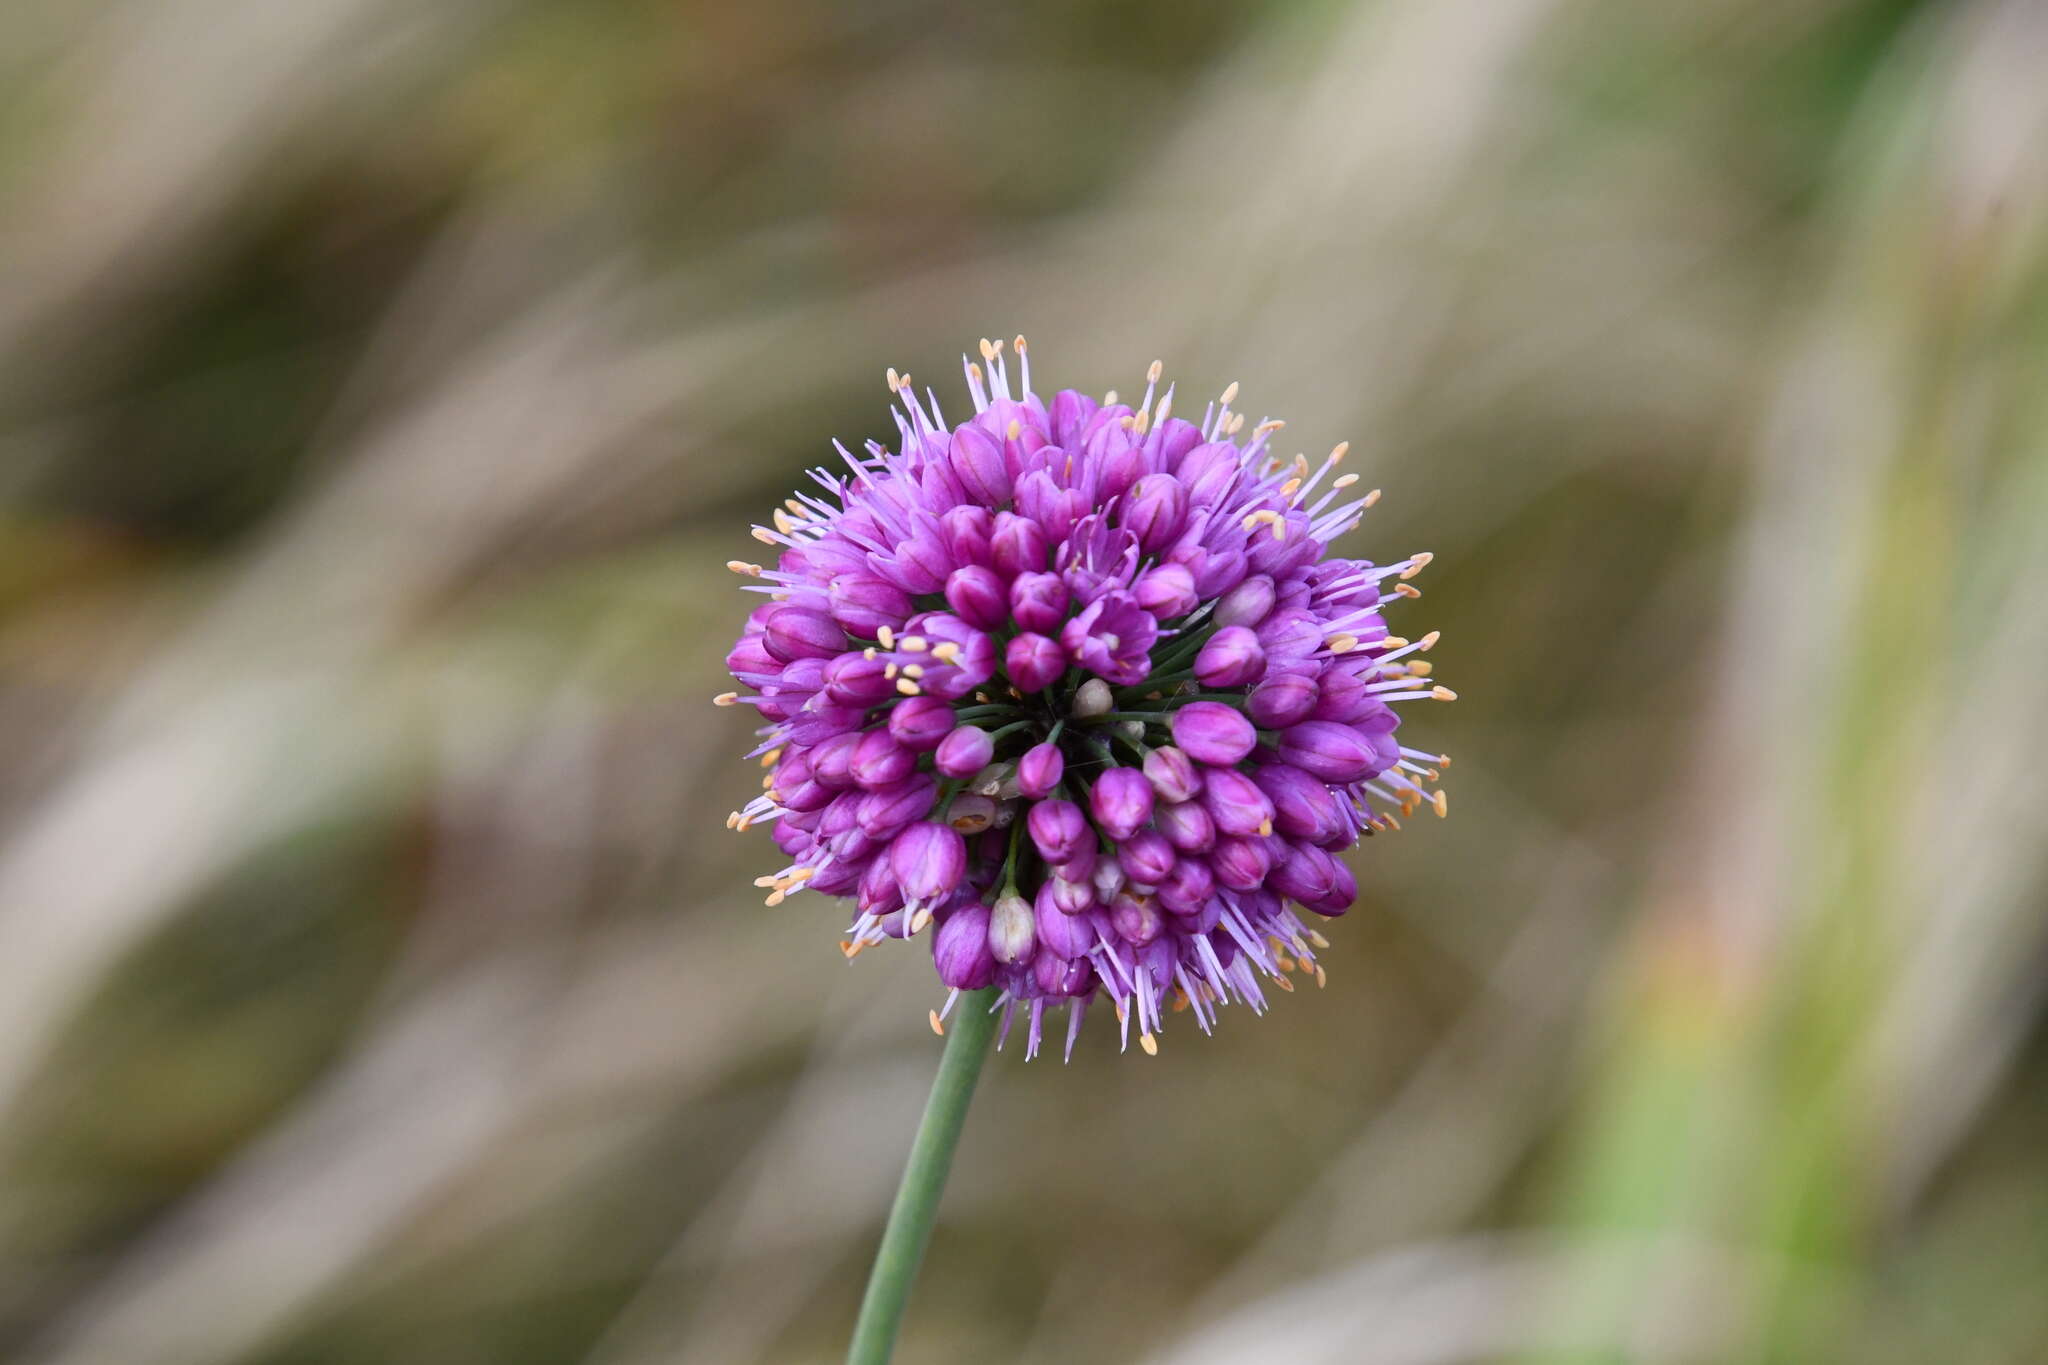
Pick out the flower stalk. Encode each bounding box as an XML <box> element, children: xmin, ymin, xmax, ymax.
<box><xmin>847</xmin><ymin>987</ymin><xmax>999</xmax><ymax>1365</ymax></box>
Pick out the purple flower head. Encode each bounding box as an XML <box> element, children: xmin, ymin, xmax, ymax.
<box><xmin>720</xmin><ymin>339</ymin><xmax>1451</xmax><ymax>1058</ymax></box>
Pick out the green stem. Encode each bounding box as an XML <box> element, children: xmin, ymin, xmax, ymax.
<box><xmin>846</xmin><ymin>988</ymin><xmax>1000</xmax><ymax>1365</ymax></box>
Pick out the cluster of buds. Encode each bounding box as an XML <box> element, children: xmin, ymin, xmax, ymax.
<box><xmin>721</xmin><ymin>340</ymin><xmax>1451</xmax><ymax>1059</ymax></box>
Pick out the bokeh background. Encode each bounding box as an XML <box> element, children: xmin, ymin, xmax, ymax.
<box><xmin>2</xmin><ymin>1</ymin><xmax>2046</xmax><ymax>1362</ymax></box>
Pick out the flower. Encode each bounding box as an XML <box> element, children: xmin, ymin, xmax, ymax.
<box><xmin>720</xmin><ymin>339</ymin><xmax>1453</xmax><ymax>1059</ymax></box>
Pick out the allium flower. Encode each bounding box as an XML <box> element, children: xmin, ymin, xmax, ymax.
<box><xmin>719</xmin><ymin>338</ymin><xmax>1453</xmax><ymax>1059</ymax></box>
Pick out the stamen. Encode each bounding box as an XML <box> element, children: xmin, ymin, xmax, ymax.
<box><xmin>929</xmin><ymin>1009</ymin><xmax>945</xmax><ymax>1036</ymax></box>
<box><xmin>1139</xmin><ymin>1031</ymin><xmax>1159</xmax><ymax>1056</ymax></box>
<box><xmin>713</xmin><ymin>692</ymin><xmax>739</xmax><ymax>706</ymax></box>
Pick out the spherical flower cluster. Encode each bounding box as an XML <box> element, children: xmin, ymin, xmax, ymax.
<box><xmin>720</xmin><ymin>339</ymin><xmax>1452</xmax><ymax>1059</ymax></box>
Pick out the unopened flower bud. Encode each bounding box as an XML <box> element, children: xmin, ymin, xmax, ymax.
<box><xmin>935</xmin><ymin>725</ymin><xmax>996</xmax><ymax>778</ymax></box>
<box><xmin>1170</xmin><ymin>701</ymin><xmax>1257</xmax><ymax>767</ymax></box>
<box><xmin>1072</xmin><ymin>678</ymin><xmax>1113</xmax><ymax>717</ymax></box>
<box><xmin>988</xmin><ymin>892</ymin><xmax>1037</xmax><ymax>965</ymax></box>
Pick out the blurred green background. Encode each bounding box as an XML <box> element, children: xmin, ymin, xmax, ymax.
<box><xmin>2</xmin><ymin>1</ymin><xmax>2045</xmax><ymax>1362</ymax></box>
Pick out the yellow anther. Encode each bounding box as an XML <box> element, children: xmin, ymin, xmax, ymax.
<box><xmin>1408</xmin><ymin>661</ymin><xmax>1433</xmax><ymax>677</ymax></box>
<box><xmin>979</xmin><ymin>338</ymin><xmax>997</xmax><ymax>362</ymax></box>
<box><xmin>883</xmin><ymin>663</ymin><xmax>899</xmax><ymax>679</ymax></box>
<box><xmin>713</xmin><ymin>691</ymin><xmax>739</xmax><ymax>706</ymax></box>
<box><xmin>929</xmin><ymin>1009</ymin><xmax>945</xmax><ymax>1036</ymax></box>
<box><xmin>1007</xmin><ymin>419</ymin><xmax>1021</xmax><ymax>440</ymax></box>
<box><xmin>1381</xmin><ymin>637</ymin><xmax>1409</xmax><ymax>650</ymax></box>
<box><xmin>760</xmin><ymin>748</ymin><xmax>782</xmax><ymax>767</ymax></box>
<box><xmin>1399</xmin><ymin>552</ymin><xmax>1433</xmax><ymax>580</ymax></box>
<box><xmin>876</xmin><ymin>625</ymin><xmax>896</xmax><ymax>649</ymax></box>
<box><xmin>1273</xmin><ymin>974</ymin><xmax>1295</xmax><ymax>993</ymax></box>
<box><xmin>772</xmin><ymin>510</ymin><xmax>797</xmax><ymax>534</ymax></box>
<box><xmin>1314</xmin><ymin>964</ymin><xmax>1328</xmax><ymax>988</ymax></box>
<box><xmin>899</xmin><ymin>635</ymin><xmax>928</xmax><ymax>652</ymax></box>
<box><xmin>931</xmin><ymin>642</ymin><xmax>961</xmax><ymax>663</ymax></box>
<box><xmin>1332</xmin><ymin>473</ymin><xmax>1359</xmax><ymax>490</ymax></box>
<box><xmin>1147</xmin><ymin>360</ymin><xmax>1164</xmax><ymax>384</ymax></box>
<box><xmin>764</xmin><ymin>890</ymin><xmax>786</xmax><ymax>907</ymax></box>
<box><xmin>896</xmin><ymin>679</ymin><xmax>922</xmax><ymax>696</ymax></box>
<box><xmin>1014</xmin><ymin>335</ymin><xmax>1028</xmax><ymax>354</ymax></box>
<box><xmin>1432</xmin><ymin>790</ymin><xmax>1449</xmax><ymax>818</ymax></box>
<box><xmin>1329</xmin><ymin>441</ymin><xmax>1350</xmax><ymax>463</ymax></box>
<box><xmin>901</xmin><ymin>663</ymin><xmax>925</xmax><ymax>679</ymax></box>
<box><xmin>726</xmin><ymin>560</ymin><xmax>762</xmax><ymax>575</ymax></box>
<box><xmin>1393</xmin><ymin>582</ymin><xmax>1421</xmax><ymax>599</ymax></box>
<box><xmin>887</xmin><ymin>367</ymin><xmax>902</xmax><ymax>391</ymax></box>
<box><xmin>1363</xmin><ymin>489</ymin><xmax>1382</xmax><ymax>507</ymax></box>
<box><xmin>1307</xmin><ymin>929</ymin><xmax>1330</xmax><ymax>949</ymax></box>
<box><xmin>1258</xmin><ymin>818</ymin><xmax>1273</xmax><ymax>837</ymax></box>
<box><xmin>1139</xmin><ymin>1032</ymin><xmax>1159</xmax><ymax>1056</ymax></box>
<box><xmin>1431</xmin><ymin>686</ymin><xmax>1457</xmax><ymax>702</ymax></box>
<box><xmin>751</xmin><ymin>527</ymin><xmax>778</xmax><ymax>544</ymax></box>
<box><xmin>1327</xmin><ymin>634</ymin><xmax>1358</xmax><ymax>654</ymax></box>
<box><xmin>1220</xmin><ymin>381</ymin><xmax>1240</xmax><ymax>406</ymax></box>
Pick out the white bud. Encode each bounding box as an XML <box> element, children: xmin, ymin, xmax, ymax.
<box><xmin>988</xmin><ymin>893</ymin><xmax>1037</xmax><ymax>965</ymax></box>
<box><xmin>946</xmin><ymin>793</ymin><xmax>996</xmax><ymax>834</ymax></box>
<box><xmin>1073</xmin><ymin>679</ymin><xmax>1114</xmax><ymax>717</ymax></box>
